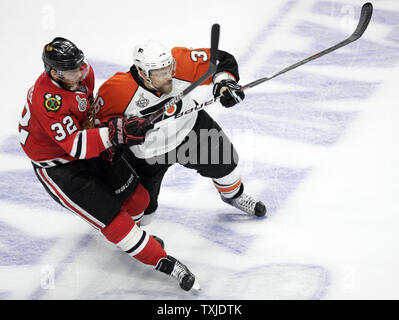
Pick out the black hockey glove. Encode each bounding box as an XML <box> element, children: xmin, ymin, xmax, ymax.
<box><xmin>100</xmin><ymin>145</ymin><xmax>124</xmax><ymax>163</ymax></box>
<box><xmin>107</xmin><ymin>116</ymin><xmax>153</xmax><ymax>147</ymax></box>
<box><xmin>213</xmin><ymin>79</ymin><xmax>245</xmax><ymax>108</ymax></box>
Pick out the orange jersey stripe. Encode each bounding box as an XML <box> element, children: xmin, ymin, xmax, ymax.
<box><xmin>214</xmin><ymin>179</ymin><xmax>242</xmax><ymax>193</ymax></box>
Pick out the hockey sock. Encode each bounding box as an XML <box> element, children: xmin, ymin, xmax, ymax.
<box><xmin>101</xmin><ymin>210</ymin><xmax>166</xmax><ymax>266</ymax></box>
<box><xmin>212</xmin><ymin>167</ymin><xmax>242</xmax><ymax>199</ymax></box>
<box><xmin>120</xmin><ymin>183</ymin><xmax>150</xmax><ymax>224</ymax></box>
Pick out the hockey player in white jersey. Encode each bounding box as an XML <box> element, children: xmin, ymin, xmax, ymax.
<box><xmin>95</xmin><ymin>41</ymin><xmax>266</xmax><ymax>226</ymax></box>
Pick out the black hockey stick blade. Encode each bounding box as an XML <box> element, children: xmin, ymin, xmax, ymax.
<box><xmin>182</xmin><ymin>23</ymin><xmax>220</xmax><ymax>96</ymax></box>
<box><xmin>350</xmin><ymin>2</ymin><xmax>373</xmax><ymax>40</ymax></box>
<box><xmin>143</xmin><ymin>24</ymin><xmax>220</xmax><ymax>127</ymax></box>
<box><xmin>242</xmin><ymin>2</ymin><xmax>373</xmax><ymax>90</ymax></box>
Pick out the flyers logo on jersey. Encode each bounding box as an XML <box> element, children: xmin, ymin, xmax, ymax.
<box><xmin>165</xmin><ymin>105</ymin><xmax>176</xmax><ymax>116</ymax></box>
<box><xmin>44</xmin><ymin>93</ymin><xmax>62</xmax><ymax>112</ymax></box>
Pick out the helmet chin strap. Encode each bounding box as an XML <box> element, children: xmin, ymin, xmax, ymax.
<box><xmin>138</xmin><ymin>69</ymin><xmax>161</xmax><ymax>91</ymax></box>
<box><xmin>146</xmin><ymin>78</ymin><xmax>160</xmax><ymax>91</ymax></box>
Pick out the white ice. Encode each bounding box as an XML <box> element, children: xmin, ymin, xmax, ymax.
<box><xmin>0</xmin><ymin>0</ymin><xmax>399</xmax><ymax>300</ymax></box>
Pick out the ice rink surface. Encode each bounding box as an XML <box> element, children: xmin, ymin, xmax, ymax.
<box><xmin>0</xmin><ymin>0</ymin><xmax>399</xmax><ymax>300</ymax></box>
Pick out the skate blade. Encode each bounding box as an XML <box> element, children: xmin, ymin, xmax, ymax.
<box><xmin>192</xmin><ymin>278</ymin><xmax>201</xmax><ymax>291</ymax></box>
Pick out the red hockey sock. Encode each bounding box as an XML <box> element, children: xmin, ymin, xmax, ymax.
<box><xmin>101</xmin><ymin>210</ymin><xmax>166</xmax><ymax>266</ymax></box>
<box><xmin>120</xmin><ymin>183</ymin><xmax>150</xmax><ymax>224</ymax></box>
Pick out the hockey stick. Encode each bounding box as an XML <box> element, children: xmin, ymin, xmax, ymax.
<box><xmin>142</xmin><ymin>23</ymin><xmax>220</xmax><ymax>127</ymax></box>
<box><xmin>156</xmin><ymin>2</ymin><xmax>373</xmax><ymax>125</ymax></box>
<box><xmin>241</xmin><ymin>2</ymin><xmax>373</xmax><ymax>90</ymax></box>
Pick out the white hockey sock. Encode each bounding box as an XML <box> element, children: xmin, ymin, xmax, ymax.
<box><xmin>212</xmin><ymin>168</ymin><xmax>242</xmax><ymax>199</ymax></box>
<box><xmin>140</xmin><ymin>210</ymin><xmax>156</xmax><ymax>226</ymax></box>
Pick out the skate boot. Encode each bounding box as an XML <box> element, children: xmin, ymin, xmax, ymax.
<box><xmin>221</xmin><ymin>190</ymin><xmax>266</xmax><ymax>217</ymax></box>
<box><xmin>155</xmin><ymin>255</ymin><xmax>200</xmax><ymax>291</ymax></box>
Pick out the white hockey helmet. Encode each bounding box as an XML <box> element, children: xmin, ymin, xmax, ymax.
<box><xmin>133</xmin><ymin>41</ymin><xmax>174</xmax><ymax>78</ymax></box>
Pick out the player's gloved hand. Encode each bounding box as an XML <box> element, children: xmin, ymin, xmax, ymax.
<box><xmin>107</xmin><ymin>116</ymin><xmax>153</xmax><ymax>147</ymax></box>
<box><xmin>100</xmin><ymin>145</ymin><xmax>124</xmax><ymax>163</ymax></box>
<box><xmin>213</xmin><ymin>79</ymin><xmax>245</xmax><ymax>108</ymax></box>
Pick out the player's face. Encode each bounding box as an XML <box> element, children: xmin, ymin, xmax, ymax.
<box><xmin>149</xmin><ymin>63</ymin><xmax>175</xmax><ymax>94</ymax></box>
<box><xmin>53</xmin><ymin>61</ymin><xmax>90</xmax><ymax>91</ymax></box>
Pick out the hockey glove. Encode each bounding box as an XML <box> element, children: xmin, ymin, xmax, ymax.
<box><xmin>213</xmin><ymin>79</ymin><xmax>245</xmax><ymax>108</ymax></box>
<box><xmin>100</xmin><ymin>145</ymin><xmax>124</xmax><ymax>163</ymax></box>
<box><xmin>108</xmin><ymin>116</ymin><xmax>153</xmax><ymax>147</ymax></box>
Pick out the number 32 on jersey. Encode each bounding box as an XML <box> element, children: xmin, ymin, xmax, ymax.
<box><xmin>19</xmin><ymin>103</ymin><xmax>78</xmax><ymax>145</ymax></box>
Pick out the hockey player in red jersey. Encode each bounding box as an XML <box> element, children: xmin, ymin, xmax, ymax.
<box><xmin>18</xmin><ymin>37</ymin><xmax>199</xmax><ymax>291</ymax></box>
<box><xmin>95</xmin><ymin>41</ymin><xmax>267</xmax><ymax>226</ymax></box>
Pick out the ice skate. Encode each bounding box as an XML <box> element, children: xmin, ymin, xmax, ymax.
<box><xmin>221</xmin><ymin>192</ymin><xmax>266</xmax><ymax>217</ymax></box>
<box><xmin>155</xmin><ymin>255</ymin><xmax>200</xmax><ymax>291</ymax></box>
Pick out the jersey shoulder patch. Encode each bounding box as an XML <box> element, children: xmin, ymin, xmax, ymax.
<box><xmin>43</xmin><ymin>92</ymin><xmax>62</xmax><ymax>112</ymax></box>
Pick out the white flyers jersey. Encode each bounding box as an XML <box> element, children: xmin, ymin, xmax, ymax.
<box><xmin>96</xmin><ymin>46</ymin><xmax>216</xmax><ymax>159</ymax></box>
<box><xmin>125</xmin><ymin>78</ymin><xmax>198</xmax><ymax>158</ymax></box>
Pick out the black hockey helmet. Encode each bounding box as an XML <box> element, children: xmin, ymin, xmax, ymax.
<box><xmin>42</xmin><ymin>37</ymin><xmax>85</xmax><ymax>72</ymax></box>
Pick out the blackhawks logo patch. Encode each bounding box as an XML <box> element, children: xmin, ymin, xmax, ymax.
<box><xmin>44</xmin><ymin>93</ymin><xmax>62</xmax><ymax>112</ymax></box>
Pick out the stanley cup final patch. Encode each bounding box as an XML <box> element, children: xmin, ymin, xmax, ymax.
<box><xmin>76</xmin><ymin>95</ymin><xmax>88</xmax><ymax>112</ymax></box>
<box><xmin>44</xmin><ymin>93</ymin><xmax>62</xmax><ymax>112</ymax></box>
<box><xmin>135</xmin><ymin>92</ymin><xmax>150</xmax><ymax>108</ymax></box>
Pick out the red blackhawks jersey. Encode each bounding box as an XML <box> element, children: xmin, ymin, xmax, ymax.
<box><xmin>95</xmin><ymin>47</ymin><xmax>239</xmax><ymax>159</ymax></box>
<box><xmin>19</xmin><ymin>66</ymin><xmax>111</xmax><ymax>167</ymax></box>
